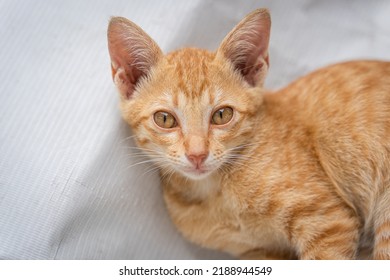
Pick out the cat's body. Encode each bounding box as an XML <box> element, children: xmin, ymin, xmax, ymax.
<box><xmin>107</xmin><ymin>9</ymin><xmax>390</xmax><ymax>259</ymax></box>
<box><xmin>163</xmin><ymin>60</ymin><xmax>390</xmax><ymax>259</ymax></box>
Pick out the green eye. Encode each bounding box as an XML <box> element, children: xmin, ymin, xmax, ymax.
<box><xmin>211</xmin><ymin>107</ymin><xmax>233</xmax><ymax>125</ymax></box>
<box><xmin>153</xmin><ymin>111</ymin><xmax>177</xmax><ymax>129</ymax></box>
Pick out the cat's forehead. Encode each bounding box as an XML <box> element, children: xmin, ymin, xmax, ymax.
<box><xmin>147</xmin><ymin>48</ymin><xmax>247</xmax><ymax>112</ymax></box>
<box><xmin>154</xmin><ymin>85</ymin><xmax>224</xmax><ymax>114</ymax></box>
<box><xmin>166</xmin><ymin>48</ymin><xmax>214</xmax><ymax>69</ymax></box>
<box><xmin>165</xmin><ymin>48</ymin><xmax>216</xmax><ymax>99</ymax></box>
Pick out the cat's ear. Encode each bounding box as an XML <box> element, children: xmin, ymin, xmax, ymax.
<box><xmin>107</xmin><ymin>17</ymin><xmax>163</xmax><ymax>99</ymax></box>
<box><xmin>216</xmin><ymin>9</ymin><xmax>271</xmax><ymax>87</ymax></box>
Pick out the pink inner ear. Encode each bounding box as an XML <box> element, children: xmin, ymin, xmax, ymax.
<box><xmin>240</xmin><ymin>60</ymin><xmax>264</xmax><ymax>86</ymax></box>
<box><xmin>108</xmin><ymin>17</ymin><xmax>163</xmax><ymax>99</ymax></box>
<box><xmin>217</xmin><ymin>9</ymin><xmax>271</xmax><ymax>87</ymax></box>
<box><xmin>109</xmin><ymin>45</ymin><xmax>148</xmax><ymax>99</ymax></box>
<box><xmin>116</xmin><ymin>68</ymin><xmax>136</xmax><ymax>99</ymax></box>
<box><xmin>235</xmin><ymin>29</ymin><xmax>270</xmax><ymax>86</ymax></box>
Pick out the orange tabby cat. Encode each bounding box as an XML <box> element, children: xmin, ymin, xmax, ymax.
<box><xmin>107</xmin><ymin>9</ymin><xmax>390</xmax><ymax>259</ymax></box>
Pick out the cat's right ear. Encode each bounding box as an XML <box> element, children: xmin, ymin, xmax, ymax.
<box><xmin>107</xmin><ymin>17</ymin><xmax>163</xmax><ymax>99</ymax></box>
<box><xmin>216</xmin><ymin>9</ymin><xmax>271</xmax><ymax>87</ymax></box>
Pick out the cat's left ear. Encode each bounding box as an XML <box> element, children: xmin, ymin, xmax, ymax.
<box><xmin>107</xmin><ymin>17</ymin><xmax>163</xmax><ymax>100</ymax></box>
<box><xmin>216</xmin><ymin>9</ymin><xmax>271</xmax><ymax>87</ymax></box>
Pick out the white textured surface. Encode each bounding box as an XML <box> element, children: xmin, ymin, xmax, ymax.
<box><xmin>0</xmin><ymin>0</ymin><xmax>389</xmax><ymax>259</ymax></box>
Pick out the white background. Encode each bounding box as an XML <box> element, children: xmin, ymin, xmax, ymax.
<box><xmin>1</xmin><ymin>0</ymin><xmax>389</xmax><ymax>259</ymax></box>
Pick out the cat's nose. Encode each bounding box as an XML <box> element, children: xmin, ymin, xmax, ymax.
<box><xmin>186</xmin><ymin>152</ymin><xmax>208</xmax><ymax>168</ymax></box>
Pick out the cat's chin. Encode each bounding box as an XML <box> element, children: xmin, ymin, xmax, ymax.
<box><xmin>180</xmin><ymin>168</ymin><xmax>214</xmax><ymax>181</ymax></box>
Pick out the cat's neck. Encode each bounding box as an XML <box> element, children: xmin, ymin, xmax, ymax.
<box><xmin>162</xmin><ymin>171</ymin><xmax>223</xmax><ymax>203</ymax></box>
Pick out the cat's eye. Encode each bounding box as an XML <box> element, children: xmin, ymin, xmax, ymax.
<box><xmin>211</xmin><ymin>107</ymin><xmax>233</xmax><ymax>125</ymax></box>
<box><xmin>153</xmin><ymin>111</ymin><xmax>177</xmax><ymax>129</ymax></box>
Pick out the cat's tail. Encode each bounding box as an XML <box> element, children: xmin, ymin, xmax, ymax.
<box><xmin>373</xmin><ymin>187</ymin><xmax>390</xmax><ymax>259</ymax></box>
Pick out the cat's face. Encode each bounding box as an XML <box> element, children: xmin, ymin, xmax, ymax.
<box><xmin>121</xmin><ymin>49</ymin><xmax>264</xmax><ymax>180</ymax></box>
<box><xmin>108</xmin><ymin>9</ymin><xmax>271</xmax><ymax>180</ymax></box>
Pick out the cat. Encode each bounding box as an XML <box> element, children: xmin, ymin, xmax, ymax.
<box><xmin>107</xmin><ymin>9</ymin><xmax>390</xmax><ymax>259</ymax></box>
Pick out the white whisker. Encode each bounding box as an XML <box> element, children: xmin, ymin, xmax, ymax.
<box><xmin>118</xmin><ymin>134</ymin><xmax>138</xmax><ymax>145</ymax></box>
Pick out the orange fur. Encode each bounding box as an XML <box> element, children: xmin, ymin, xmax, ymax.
<box><xmin>107</xmin><ymin>9</ymin><xmax>390</xmax><ymax>259</ymax></box>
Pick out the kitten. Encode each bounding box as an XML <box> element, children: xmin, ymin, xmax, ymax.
<box><xmin>107</xmin><ymin>9</ymin><xmax>390</xmax><ymax>259</ymax></box>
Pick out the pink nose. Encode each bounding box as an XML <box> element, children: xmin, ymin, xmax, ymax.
<box><xmin>186</xmin><ymin>153</ymin><xmax>208</xmax><ymax>168</ymax></box>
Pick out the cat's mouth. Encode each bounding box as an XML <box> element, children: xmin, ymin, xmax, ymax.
<box><xmin>181</xmin><ymin>166</ymin><xmax>214</xmax><ymax>180</ymax></box>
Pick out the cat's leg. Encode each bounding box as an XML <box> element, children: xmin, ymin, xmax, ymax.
<box><xmin>373</xmin><ymin>188</ymin><xmax>390</xmax><ymax>260</ymax></box>
<box><xmin>240</xmin><ymin>248</ymin><xmax>297</xmax><ymax>260</ymax></box>
<box><xmin>292</xmin><ymin>208</ymin><xmax>360</xmax><ymax>260</ymax></box>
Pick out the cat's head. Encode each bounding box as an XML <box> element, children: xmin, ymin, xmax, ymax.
<box><xmin>107</xmin><ymin>9</ymin><xmax>271</xmax><ymax>180</ymax></box>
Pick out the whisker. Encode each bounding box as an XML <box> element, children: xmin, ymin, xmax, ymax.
<box><xmin>224</xmin><ymin>160</ymin><xmax>259</xmax><ymax>174</ymax></box>
<box><xmin>120</xmin><ymin>146</ymin><xmax>163</xmax><ymax>154</ymax></box>
<box><xmin>160</xmin><ymin>167</ymin><xmax>176</xmax><ymax>183</ymax></box>
<box><xmin>118</xmin><ymin>134</ymin><xmax>138</xmax><ymax>145</ymax></box>
<box><xmin>125</xmin><ymin>159</ymin><xmax>160</xmax><ymax>171</ymax></box>
<box><xmin>139</xmin><ymin>161</ymin><xmax>177</xmax><ymax>181</ymax></box>
<box><xmin>141</xmin><ymin>165</ymin><xmax>161</xmax><ymax>177</ymax></box>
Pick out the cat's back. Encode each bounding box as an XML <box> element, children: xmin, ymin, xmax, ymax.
<box><xmin>272</xmin><ymin>60</ymin><xmax>390</xmax><ymax>223</ymax></box>
<box><xmin>277</xmin><ymin>60</ymin><xmax>390</xmax><ymax>112</ymax></box>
